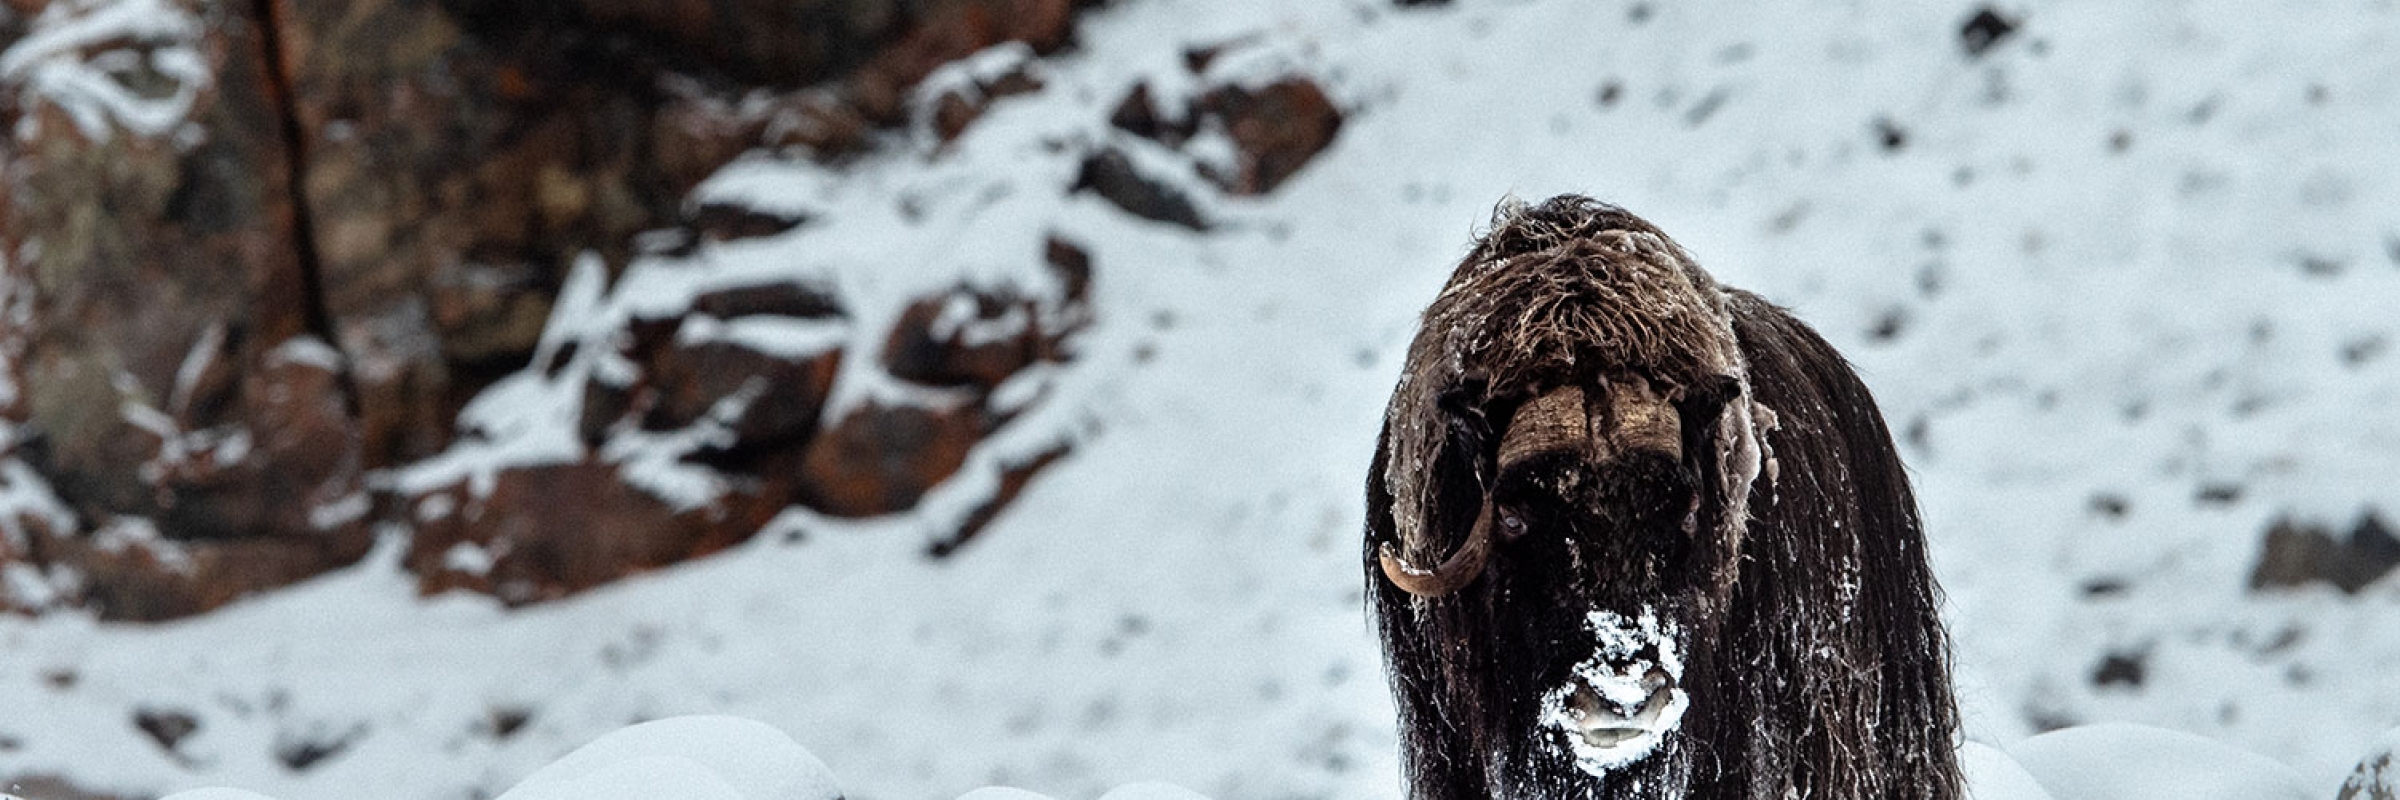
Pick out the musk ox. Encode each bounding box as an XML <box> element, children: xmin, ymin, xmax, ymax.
<box><xmin>1365</xmin><ymin>196</ymin><xmax>1962</xmax><ymax>799</ymax></box>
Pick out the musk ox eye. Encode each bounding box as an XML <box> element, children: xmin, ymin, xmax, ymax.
<box><xmin>1498</xmin><ymin>509</ymin><xmax>1529</xmax><ymax>540</ymax></box>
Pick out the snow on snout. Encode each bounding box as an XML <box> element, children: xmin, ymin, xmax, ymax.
<box><xmin>1536</xmin><ymin>607</ymin><xmax>1691</xmax><ymax>776</ymax></box>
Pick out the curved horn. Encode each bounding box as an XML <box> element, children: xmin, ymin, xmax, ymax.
<box><xmin>1380</xmin><ymin>499</ymin><xmax>1496</xmax><ymax>597</ymax></box>
<box><xmin>1379</xmin><ymin>386</ymin><xmax>1592</xmax><ymax>597</ymax></box>
<box><xmin>1602</xmin><ymin>374</ymin><xmax>1681</xmax><ymax>462</ymax></box>
<box><xmin>1499</xmin><ymin>385</ymin><xmax>1591</xmax><ymax>471</ymax></box>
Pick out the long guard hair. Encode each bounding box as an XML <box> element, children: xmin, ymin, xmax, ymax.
<box><xmin>1365</xmin><ymin>195</ymin><xmax>1962</xmax><ymax>800</ymax></box>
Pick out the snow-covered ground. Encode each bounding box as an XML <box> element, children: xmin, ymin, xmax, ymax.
<box><xmin>7</xmin><ymin>0</ymin><xmax>2400</xmax><ymax>797</ymax></box>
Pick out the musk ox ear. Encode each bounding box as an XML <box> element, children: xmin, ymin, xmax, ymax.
<box><xmin>1675</xmin><ymin>374</ymin><xmax>1742</xmax><ymax>455</ymax></box>
<box><xmin>1437</xmin><ymin>369</ymin><xmax>1529</xmax><ymax>486</ymax></box>
<box><xmin>1436</xmin><ymin>372</ymin><xmax>1492</xmax><ymax>446</ymax></box>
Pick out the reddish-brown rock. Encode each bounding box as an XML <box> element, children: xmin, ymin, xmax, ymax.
<box><xmin>1196</xmin><ymin>78</ymin><xmax>1343</xmax><ymax>196</ymax></box>
<box><xmin>39</xmin><ymin>525</ymin><xmax>373</xmax><ymax>622</ymax></box>
<box><xmin>2</xmin><ymin>0</ymin><xmax>1105</xmax><ymax>618</ymax></box>
<box><xmin>1075</xmin><ymin>148</ymin><xmax>1209</xmax><ymax>230</ymax></box>
<box><xmin>0</xmin><ymin>0</ymin><xmax>372</xmax><ymax>619</ymax></box>
<box><xmin>689</xmin><ymin>281</ymin><xmax>844</xmax><ymax>320</ymax></box>
<box><xmin>929</xmin><ymin>442</ymin><xmax>1071</xmax><ymax>556</ymax></box>
<box><xmin>799</xmin><ymin>401</ymin><xmax>988</xmax><ymax>518</ymax></box>
<box><xmin>1106</xmin><ymin>74</ymin><xmax>1344</xmax><ymax>197</ymax></box>
<box><xmin>405</xmin><ymin>462</ymin><xmax>779</xmax><ymax>605</ymax></box>
<box><xmin>883</xmin><ymin>289</ymin><xmax>1049</xmax><ymax>389</ymax></box>
<box><xmin>650</xmin><ymin>337</ymin><xmax>844</xmax><ymax>445</ymax></box>
<box><xmin>925</xmin><ymin>56</ymin><xmax>1044</xmax><ymax>142</ymax></box>
<box><xmin>2250</xmin><ymin>511</ymin><xmax>2400</xmax><ymax>595</ymax></box>
<box><xmin>282</xmin><ymin>0</ymin><xmax>1095</xmax><ymax>469</ymax></box>
<box><xmin>1108</xmin><ymin>82</ymin><xmax>1191</xmax><ymax>145</ymax></box>
<box><xmin>882</xmin><ymin>236</ymin><xmax>1089</xmax><ymax>395</ymax></box>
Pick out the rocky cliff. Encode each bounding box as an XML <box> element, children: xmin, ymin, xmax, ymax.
<box><xmin>0</xmin><ymin>0</ymin><xmax>1340</xmax><ymax>620</ymax></box>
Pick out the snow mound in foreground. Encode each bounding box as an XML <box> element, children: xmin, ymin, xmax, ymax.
<box><xmin>1962</xmin><ymin>741</ymin><xmax>2057</xmax><ymax>800</ymax></box>
<box><xmin>2004</xmin><ymin>723</ymin><xmax>2316</xmax><ymax>800</ymax></box>
<box><xmin>143</xmin><ymin>716</ymin><xmax>2373</xmax><ymax>800</ymax></box>
<box><xmin>149</xmin><ymin>792</ymin><xmax>277</xmax><ymax>800</ymax></box>
<box><xmin>489</xmin><ymin>716</ymin><xmax>842</xmax><ymax>800</ymax></box>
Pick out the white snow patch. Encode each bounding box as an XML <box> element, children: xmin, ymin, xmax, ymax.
<box><xmin>0</xmin><ymin>0</ymin><xmax>210</xmax><ymax>142</ymax></box>
<box><xmin>170</xmin><ymin>322</ymin><xmax>225</xmax><ymax>414</ymax></box>
<box><xmin>1536</xmin><ymin>607</ymin><xmax>1690</xmax><ymax>776</ymax></box>
<box><xmin>442</xmin><ymin>541</ymin><xmax>497</xmax><ymax>577</ymax></box>
<box><xmin>2</xmin><ymin>562</ymin><xmax>62</xmax><ymax>607</ymax></box>
<box><xmin>267</xmin><ymin>336</ymin><xmax>347</xmax><ymax>372</ymax></box>
<box><xmin>676</xmin><ymin>314</ymin><xmax>849</xmax><ymax>359</ymax></box>
<box><xmin>931</xmin><ymin>293</ymin><xmax>1035</xmax><ymax>348</ymax></box>
<box><xmin>0</xmin><ymin>459</ymin><xmax>77</xmax><ymax>549</ymax></box>
<box><xmin>90</xmin><ymin>516</ymin><xmax>189</xmax><ymax>573</ymax></box>
<box><xmin>308</xmin><ymin>493</ymin><xmax>371</xmax><ymax>531</ymax></box>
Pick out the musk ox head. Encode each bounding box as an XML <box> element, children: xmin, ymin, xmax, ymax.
<box><xmin>1365</xmin><ymin>196</ymin><xmax>1962</xmax><ymax>800</ymax></box>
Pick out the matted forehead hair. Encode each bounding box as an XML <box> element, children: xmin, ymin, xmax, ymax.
<box><xmin>1407</xmin><ymin>194</ymin><xmax>1746</xmax><ymax>407</ymax></box>
<box><xmin>1381</xmin><ymin>195</ymin><xmax>1761</xmax><ymax>565</ymax></box>
<box><xmin>1468</xmin><ymin>195</ymin><xmax>1673</xmax><ymax>264</ymax></box>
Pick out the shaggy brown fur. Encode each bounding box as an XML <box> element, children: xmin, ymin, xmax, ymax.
<box><xmin>1366</xmin><ymin>195</ymin><xmax>1963</xmax><ymax>799</ymax></box>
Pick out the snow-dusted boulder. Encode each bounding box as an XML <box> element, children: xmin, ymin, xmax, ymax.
<box><xmin>2342</xmin><ymin>726</ymin><xmax>2400</xmax><ymax>800</ymax></box>
<box><xmin>2006</xmin><ymin>723</ymin><xmax>2312</xmax><ymax>800</ymax></box>
<box><xmin>493</xmin><ymin>716</ymin><xmax>840</xmax><ymax>800</ymax></box>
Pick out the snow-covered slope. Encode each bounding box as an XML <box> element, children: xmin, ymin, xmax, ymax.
<box><xmin>6</xmin><ymin>0</ymin><xmax>2400</xmax><ymax>798</ymax></box>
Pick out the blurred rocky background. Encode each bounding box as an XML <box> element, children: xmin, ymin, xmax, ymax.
<box><xmin>0</xmin><ymin>0</ymin><xmax>1341</xmax><ymax>620</ymax></box>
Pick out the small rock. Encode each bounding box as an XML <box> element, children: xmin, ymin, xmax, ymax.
<box><xmin>883</xmin><ymin>290</ymin><xmax>1048</xmax><ymax>390</ymax></box>
<box><xmin>690</xmin><ymin>282</ymin><xmax>844</xmax><ymax>320</ymax></box>
<box><xmin>926</xmin><ymin>60</ymin><xmax>1045</xmax><ymax>142</ymax></box>
<box><xmin>648</xmin><ymin>338</ymin><xmax>844</xmax><ymax>446</ymax></box>
<box><xmin>1874</xmin><ymin>117</ymin><xmax>1909</xmax><ymax>152</ymax></box>
<box><xmin>1075</xmin><ymin>149</ymin><xmax>1209</xmax><ymax>230</ymax></box>
<box><xmin>133</xmin><ymin>709</ymin><xmax>200</xmax><ymax>755</ymax></box>
<box><xmin>0</xmin><ymin>775</ymin><xmax>142</xmax><ymax>800</ymax></box>
<box><xmin>1109</xmin><ymin>83</ymin><xmax>1191</xmax><ymax>144</ymax></box>
<box><xmin>1960</xmin><ymin>7</ymin><xmax>2021</xmax><ymax>59</ymax></box>
<box><xmin>489</xmin><ymin>707</ymin><xmax>535</xmax><ymax>740</ymax></box>
<box><xmin>684</xmin><ymin>205</ymin><xmax>811</xmax><ymax>245</ymax></box>
<box><xmin>799</xmin><ymin>402</ymin><xmax>987</xmax><ymax>517</ymax></box>
<box><xmin>1045</xmin><ymin>235</ymin><xmax>1095</xmax><ymax>305</ymax></box>
<box><xmin>275</xmin><ymin>723</ymin><xmax>366</xmax><ymax>772</ymax></box>
<box><xmin>1195</xmin><ymin>78</ymin><xmax>1343</xmax><ymax>196</ymax></box>
<box><xmin>2341</xmin><ymin>727</ymin><xmax>2400</xmax><ymax>800</ymax></box>
<box><xmin>2249</xmin><ymin>511</ymin><xmax>2400</xmax><ymax>594</ymax></box>
<box><xmin>930</xmin><ymin>444</ymin><xmax>1072</xmax><ymax>556</ymax></box>
<box><xmin>2090</xmin><ymin>650</ymin><xmax>2146</xmax><ymax>689</ymax></box>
